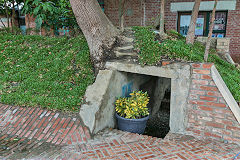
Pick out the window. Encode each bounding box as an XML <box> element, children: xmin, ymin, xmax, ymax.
<box><xmin>177</xmin><ymin>11</ymin><xmax>227</xmax><ymax>37</ymax></box>
<box><xmin>212</xmin><ymin>12</ymin><xmax>227</xmax><ymax>37</ymax></box>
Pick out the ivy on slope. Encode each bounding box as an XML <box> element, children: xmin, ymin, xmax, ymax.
<box><xmin>133</xmin><ymin>26</ymin><xmax>240</xmax><ymax>102</ymax></box>
<box><xmin>0</xmin><ymin>32</ymin><xmax>94</xmax><ymax>111</ymax></box>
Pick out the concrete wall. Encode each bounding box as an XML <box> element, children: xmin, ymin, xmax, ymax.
<box><xmin>81</xmin><ymin>61</ymin><xmax>240</xmax><ymax>145</ymax></box>
<box><xmin>196</xmin><ymin>37</ymin><xmax>231</xmax><ymax>53</ymax></box>
<box><xmin>81</xmin><ymin>62</ymin><xmax>191</xmax><ymax>134</ymax></box>
<box><xmin>105</xmin><ymin>62</ymin><xmax>192</xmax><ymax>133</ymax></box>
<box><xmin>140</xmin><ymin>77</ymin><xmax>171</xmax><ymax>116</ymax></box>
<box><xmin>196</xmin><ymin>37</ymin><xmax>232</xmax><ymax>61</ymax></box>
<box><xmin>80</xmin><ymin>70</ymin><xmax>151</xmax><ymax>134</ymax></box>
<box><xmin>196</xmin><ymin>37</ymin><xmax>217</xmax><ymax>49</ymax></box>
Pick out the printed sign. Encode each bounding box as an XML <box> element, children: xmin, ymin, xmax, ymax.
<box><xmin>195</xmin><ymin>18</ymin><xmax>204</xmax><ymax>36</ymax></box>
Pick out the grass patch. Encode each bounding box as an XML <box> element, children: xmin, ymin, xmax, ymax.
<box><xmin>0</xmin><ymin>32</ymin><xmax>94</xmax><ymax>112</ymax></box>
<box><xmin>133</xmin><ymin>26</ymin><xmax>240</xmax><ymax>102</ymax></box>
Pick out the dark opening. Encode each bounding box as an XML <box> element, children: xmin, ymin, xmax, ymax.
<box><xmin>139</xmin><ymin>76</ymin><xmax>171</xmax><ymax>138</ymax></box>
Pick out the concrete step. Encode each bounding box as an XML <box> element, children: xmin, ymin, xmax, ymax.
<box><xmin>116</xmin><ymin>45</ymin><xmax>134</xmax><ymax>51</ymax></box>
<box><xmin>121</xmin><ymin>36</ymin><xmax>134</xmax><ymax>43</ymax></box>
<box><xmin>114</xmin><ymin>51</ymin><xmax>138</xmax><ymax>58</ymax></box>
<box><xmin>120</xmin><ymin>42</ymin><xmax>133</xmax><ymax>47</ymax></box>
<box><xmin>118</xmin><ymin>49</ymin><xmax>135</xmax><ymax>53</ymax></box>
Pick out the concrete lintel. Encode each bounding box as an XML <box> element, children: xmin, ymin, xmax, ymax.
<box><xmin>211</xmin><ymin>65</ymin><xmax>240</xmax><ymax>124</ymax></box>
<box><xmin>171</xmin><ymin>1</ymin><xmax>236</xmax><ymax>12</ymax></box>
<box><xmin>105</xmin><ymin>61</ymin><xmax>190</xmax><ymax>79</ymax></box>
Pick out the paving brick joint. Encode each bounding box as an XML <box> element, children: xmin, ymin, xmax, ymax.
<box><xmin>0</xmin><ymin>104</ymin><xmax>91</xmax><ymax>146</ymax></box>
<box><xmin>0</xmin><ymin>104</ymin><xmax>240</xmax><ymax>159</ymax></box>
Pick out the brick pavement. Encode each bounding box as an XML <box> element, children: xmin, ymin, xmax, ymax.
<box><xmin>65</xmin><ymin>130</ymin><xmax>240</xmax><ymax>160</ymax></box>
<box><xmin>0</xmin><ymin>104</ymin><xmax>240</xmax><ymax>159</ymax></box>
<box><xmin>0</xmin><ymin>104</ymin><xmax>90</xmax><ymax>146</ymax></box>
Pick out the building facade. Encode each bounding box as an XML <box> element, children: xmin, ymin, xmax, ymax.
<box><xmin>104</xmin><ymin>0</ymin><xmax>240</xmax><ymax>63</ymax></box>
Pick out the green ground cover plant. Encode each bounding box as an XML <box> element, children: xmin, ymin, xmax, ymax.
<box><xmin>0</xmin><ymin>31</ymin><xmax>94</xmax><ymax>111</ymax></box>
<box><xmin>133</xmin><ymin>26</ymin><xmax>240</xmax><ymax>102</ymax></box>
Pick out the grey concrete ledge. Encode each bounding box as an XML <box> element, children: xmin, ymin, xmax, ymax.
<box><xmin>171</xmin><ymin>1</ymin><xmax>236</xmax><ymax>12</ymax></box>
<box><xmin>105</xmin><ymin>61</ymin><xmax>191</xmax><ymax>79</ymax></box>
<box><xmin>211</xmin><ymin>65</ymin><xmax>240</xmax><ymax>124</ymax></box>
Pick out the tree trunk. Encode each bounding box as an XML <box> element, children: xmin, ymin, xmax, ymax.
<box><xmin>142</xmin><ymin>0</ymin><xmax>146</xmax><ymax>26</ymax></box>
<box><xmin>69</xmin><ymin>0</ymin><xmax>119</xmax><ymax>73</ymax></box>
<box><xmin>4</xmin><ymin>0</ymin><xmax>9</xmax><ymax>27</ymax></box>
<box><xmin>186</xmin><ymin>0</ymin><xmax>201</xmax><ymax>44</ymax></box>
<box><xmin>11</xmin><ymin>0</ymin><xmax>15</xmax><ymax>33</ymax></box>
<box><xmin>119</xmin><ymin>0</ymin><xmax>125</xmax><ymax>31</ymax></box>
<box><xmin>204</xmin><ymin>0</ymin><xmax>217</xmax><ymax>62</ymax></box>
<box><xmin>159</xmin><ymin>0</ymin><xmax>165</xmax><ymax>36</ymax></box>
<box><xmin>120</xmin><ymin>14</ymin><xmax>124</xmax><ymax>31</ymax></box>
<box><xmin>23</xmin><ymin>0</ymin><xmax>30</xmax><ymax>32</ymax></box>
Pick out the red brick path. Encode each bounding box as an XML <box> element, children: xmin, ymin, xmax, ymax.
<box><xmin>0</xmin><ymin>104</ymin><xmax>90</xmax><ymax>146</ymax></box>
<box><xmin>63</xmin><ymin>130</ymin><xmax>240</xmax><ymax>160</ymax></box>
<box><xmin>0</xmin><ymin>104</ymin><xmax>240</xmax><ymax>159</ymax></box>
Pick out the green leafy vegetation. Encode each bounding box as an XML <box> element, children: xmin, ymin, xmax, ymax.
<box><xmin>0</xmin><ymin>31</ymin><xmax>94</xmax><ymax>111</ymax></box>
<box><xmin>115</xmin><ymin>91</ymin><xmax>149</xmax><ymax>119</ymax></box>
<box><xmin>133</xmin><ymin>26</ymin><xmax>240</xmax><ymax>102</ymax></box>
<box><xmin>23</xmin><ymin>0</ymin><xmax>79</xmax><ymax>31</ymax></box>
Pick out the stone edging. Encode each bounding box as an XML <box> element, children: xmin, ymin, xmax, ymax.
<box><xmin>211</xmin><ymin>65</ymin><xmax>240</xmax><ymax>124</ymax></box>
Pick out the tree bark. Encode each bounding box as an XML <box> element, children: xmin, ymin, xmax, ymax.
<box><xmin>4</xmin><ymin>0</ymin><xmax>9</xmax><ymax>27</ymax></box>
<box><xmin>204</xmin><ymin>0</ymin><xmax>217</xmax><ymax>62</ymax></box>
<box><xmin>159</xmin><ymin>0</ymin><xmax>165</xmax><ymax>36</ymax></box>
<box><xmin>119</xmin><ymin>0</ymin><xmax>126</xmax><ymax>31</ymax></box>
<box><xmin>186</xmin><ymin>0</ymin><xmax>201</xmax><ymax>44</ymax></box>
<box><xmin>11</xmin><ymin>0</ymin><xmax>15</xmax><ymax>33</ymax></box>
<box><xmin>142</xmin><ymin>0</ymin><xmax>146</xmax><ymax>26</ymax></box>
<box><xmin>120</xmin><ymin>14</ymin><xmax>124</xmax><ymax>31</ymax></box>
<box><xmin>69</xmin><ymin>0</ymin><xmax>119</xmax><ymax>73</ymax></box>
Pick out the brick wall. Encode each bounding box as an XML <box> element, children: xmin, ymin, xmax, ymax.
<box><xmin>24</xmin><ymin>15</ymin><xmax>55</xmax><ymax>36</ymax></box>
<box><xmin>145</xmin><ymin>0</ymin><xmax>161</xmax><ymax>26</ymax></box>
<box><xmin>162</xmin><ymin>0</ymin><xmax>213</xmax><ymax>30</ymax></box>
<box><xmin>226</xmin><ymin>1</ymin><xmax>240</xmax><ymax>63</ymax></box>
<box><xmin>164</xmin><ymin>0</ymin><xmax>240</xmax><ymax>63</ymax></box>
<box><xmin>105</xmin><ymin>0</ymin><xmax>240</xmax><ymax>62</ymax></box>
<box><xmin>187</xmin><ymin>63</ymin><xmax>240</xmax><ymax>144</ymax></box>
<box><xmin>104</xmin><ymin>0</ymin><xmax>143</xmax><ymax>27</ymax></box>
<box><xmin>25</xmin><ymin>15</ymin><xmax>36</xmax><ymax>29</ymax></box>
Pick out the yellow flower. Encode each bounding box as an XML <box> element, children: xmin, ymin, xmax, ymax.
<box><xmin>115</xmin><ymin>90</ymin><xmax>149</xmax><ymax>119</ymax></box>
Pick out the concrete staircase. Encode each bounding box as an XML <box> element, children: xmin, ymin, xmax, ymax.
<box><xmin>114</xmin><ymin>28</ymin><xmax>138</xmax><ymax>59</ymax></box>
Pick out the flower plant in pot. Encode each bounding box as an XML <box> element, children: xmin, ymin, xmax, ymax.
<box><xmin>115</xmin><ymin>91</ymin><xmax>150</xmax><ymax>134</ymax></box>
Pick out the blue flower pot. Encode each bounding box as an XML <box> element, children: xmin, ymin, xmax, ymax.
<box><xmin>115</xmin><ymin>113</ymin><xmax>149</xmax><ymax>134</ymax></box>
